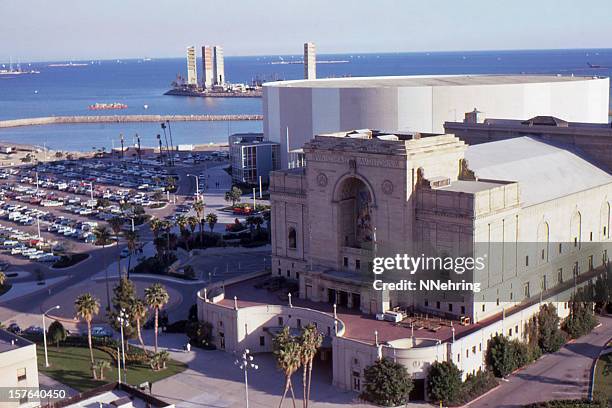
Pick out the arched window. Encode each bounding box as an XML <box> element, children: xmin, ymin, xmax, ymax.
<box><xmin>288</xmin><ymin>227</ymin><xmax>297</xmax><ymax>249</ymax></box>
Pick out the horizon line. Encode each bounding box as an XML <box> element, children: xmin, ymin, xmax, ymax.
<box><xmin>3</xmin><ymin>46</ymin><xmax>612</xmax><ymax>65</ymax></box>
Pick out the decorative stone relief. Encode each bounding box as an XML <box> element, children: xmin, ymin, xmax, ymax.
<box><xmin>381</xmin><ymin>180</ymin><xmax>394</xmax><ymax>195</ymax></box>
<box><xmin>316</xmin><ymin>172</ymin><xmax>328</xmax><ymax>187</ymax></box>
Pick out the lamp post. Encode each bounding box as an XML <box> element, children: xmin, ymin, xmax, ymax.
<box><xmin>42</xmin><ymin>305</ymin><xmax>60</xmax><ymax>367</ymax></box>
<box><xmin>187</xmin><ymin>174</ymin><xmax>200</xmax><ymax>201</ymax></box>
<box><xmin>235</xmin><ymin>349</ymin><xmax>258</xmax><ymax>408</ymax></box>
<box><xmin>117</xmin><ymin>309</ymin><xmax>129</xmax><ymax>383</ymax></box>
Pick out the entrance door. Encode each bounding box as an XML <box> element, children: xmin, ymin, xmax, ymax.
<box><xmin>306</xmin><ymin>284</ymin><xmax>312</xmax><ymax>299</ymax></box>
<box><xmin>328</xmin><ymin>288</ymin><xmax>336</xmax><ymax>304</ymax></box>
<box><xmin>338</xmin><ymin>291</ymin><xmax>348</xmax><ymax>307</ymax></box>
<box><xmin>352</xmin><ymin>293</ymin><xmax>361</xmax><ymax>310</ymax></box>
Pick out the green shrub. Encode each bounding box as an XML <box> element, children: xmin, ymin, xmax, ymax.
<box><xmin>454</xmin><ymin>370</ymin><xmax>498</xmax><ymax>405</ymax></box>
<box><xmin>361</xmin><ymin>358</ymin><xmax>413</xmax><ymax>406</ymax></box>
<box><xmin>538</xmin><ymin>303</ymin><xmax>567</xmax><ymax>353</ymax></box>
<box><xmin>427</xmin><ymin>361</ymin><xmax>462</xmax><ymax>404</ymax></box>
<box><xmin>564</xmin><ymin>302</ymin><xmax>598</xmax><ymax>339</ymax></box>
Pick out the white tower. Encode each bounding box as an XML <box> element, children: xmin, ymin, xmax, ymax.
<box><xmin>201</xmin><ymin>46</ymin><xmax>214</xmax><ymax>89</ymax></box>
<box><xmin>213</xmin><ymin>46</ymin><xmax>225</xmax><ymax>85</ymax></box>
<box><xmin>304</xmin><ymin>42</ymin><xmax>316</xmax><ymax>80</ymax></box>
<box><xmin>186</xmin><ymin>46</ymin><xmax>198</xmax><ymax>86</ymax></box>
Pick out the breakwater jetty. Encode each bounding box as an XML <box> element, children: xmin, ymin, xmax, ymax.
<box><xmin>0</xmin><ymin>114</ymin><xmax>263</xmax><ymax>129</ymax></box>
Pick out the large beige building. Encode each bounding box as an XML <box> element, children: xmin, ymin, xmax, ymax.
<box><xmin>198</xmin><ymin>128</ymin><xmax>611</xmax><ymax>398</ymax></box>
<box><xmin>0</xmin><ymin>330</ymin><xmax>40</xmax><ymax>408</ymax></box>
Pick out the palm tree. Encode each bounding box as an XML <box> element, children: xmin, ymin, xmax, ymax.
<box><xmin>187</xmin><ymin>216</ymin><xmax>198</xmax><ymax>242</ymax></box>
<box><xmin>175</xmin><ymin>215</ymin><xmax>189</xmax><ymax>251</ymax></box>
<box><xmin>94</xmin><ymin>360</ymin><xmax>111</xmax><ymax>380</ymax></box>
<box><xmin>125</xmin><ymin>230</ymin><xmax>139</xmax><ymax>279</ymax></box>
<box><xmin>74</xmin><ymin>293</ymin><xmax>100</xmax><ymax>368</ymax></box>
<box><xmin>0</xmin><ymin>271</ymin><xmax>6</xmax><ymax>287</ymax></box>
<box><xmin>94</xmin><ymin>225</ymin><xmax>112</xmax><ymax>310</ymax></box>
<box><xmin>274</xmin><ymin>327</ymin><xmax>302</xmax><ymax>408</ymax></box>
<box><xmin>192</xmin><ymin>201</ymin><xmax>205</xmax><ymax>244</ymax></box>
<box><xmin>149</xmin><ymin>217</ymin><xmax>161</xmax><ymax>238</ymax></box>
<box><xmin>205</xmin><ymin>213</ymin><xmax>218</xmax><ymax>233</ymax></box>
<box><xmin>130</xmin><ymin>298</ymin><xmax>148</xmax><ymax>353</ymax></box>
<box><xmin>108</xmin><ymin>216</ymin><xmax>124</xmax><ymax>279</ymax></box>
<box><xmin>144</xmin><ymin>283</ymin><xmax>169</xmax><ymax>353</ymax></box>
<box><xmin>300</xmin><ymin>325</ymin><xmax>323</xmax><ymax>408</ymax></box>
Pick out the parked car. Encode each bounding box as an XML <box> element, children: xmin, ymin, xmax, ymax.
<box><xmin>91</xmin><ymin>326</ymin><xmax>112</xmax><ymax>338</ymax></box>
<box><xmin>24</xmin><ymin>326</ymin><xmax>43</xmax><ymax>335</ymax></box>
<box><xmin>7</xmin><ymin>323</ymin><xmax>21</xmax><ymax>334</ymax></box>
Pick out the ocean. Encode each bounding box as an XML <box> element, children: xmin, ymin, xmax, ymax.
<box><xmin>0</xmin><ymin>49</ymin><xmax>611</xmax><ymax>151</ymax></box>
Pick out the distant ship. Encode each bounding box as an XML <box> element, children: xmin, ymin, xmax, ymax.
<box><xmin>88</xmin><ymin>102</ymin><xmax>128</xmax><ymax>110</ymax></box>
<box><xmin>48</xmin><ymin>62</ymin><xmax>88</xmax><ymax>67</ymax></box>
<box><xmin>0</xmin><ymin>58</ymin><xmax>40</xmax><ymax>75</ymax></box>
<box><xmin>587</xmin><ymin>62</ymin><xmax>606</xmax><ymax>69</ymax></box>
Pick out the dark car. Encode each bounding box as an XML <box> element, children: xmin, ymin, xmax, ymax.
<box><xmin>7</xmin><ymin>323</ymin><xmax>21</xmax><ymax>334</ymax></box>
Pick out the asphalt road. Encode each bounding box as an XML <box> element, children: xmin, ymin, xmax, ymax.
<box><xmin>469</xmin><ymin>314</ymin><xmax>612</xmax><ymax>407</ymax></box>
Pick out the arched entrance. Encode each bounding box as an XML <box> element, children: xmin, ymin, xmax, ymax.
<box><xmin>335</xmin><ymin>176</ymin><xmax>374</xmax><ymax>250</ymax></box>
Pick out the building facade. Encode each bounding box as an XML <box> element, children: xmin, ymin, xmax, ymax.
<box><xmin>262</xmin><ymin>75</ymin><xmax>610</xmax><ymax>168</ymax></box>
<box><xmin>304</xmin><ymin>42</ymin><xmax>316</xmax><ymax>80</ymax></box>
<box><xmin>229</xmin><ymin>133</ymin><xmax>281</xmax><ymax>185</ymax></box>
<box><xmin>186</xmin><ymin>46</ymin><xmax>198</xmax><ymax>86</ymax></box>
<box><xmin>201</xmin><ymin>46</ymin><xmax>214</xmax><ymax>89</ymax></box>
<box><xmin>213</xmin><ymin>46</ymin><xmax>225</xmax><ymax>86</ymax></box>
<box><xmin>0</xmin><ymin>330</ymin><xmax>40</xmax><ymax>408</ymax></box>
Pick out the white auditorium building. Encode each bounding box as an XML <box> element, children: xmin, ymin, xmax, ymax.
<box><xmin>262</xmin><ymin>75</ymin><xmax>610</xmax><ymax>168</ymax></box>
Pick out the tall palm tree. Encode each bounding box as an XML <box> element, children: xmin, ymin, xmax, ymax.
<box><xmin>205</xmin><ymin>212</ymin><xmax>218</xmax><ymax>233</ymax></box>
<box><xmin>187</xmin><ymin>216</ymin><xmax>198</xmax><ymax>240</ymax></box>
<box><xmin>144</xmin><ymin>283</ymin><xmax>169</xmax><ymax>353</ymax></box>
<box><xmin>175</xmin><ymin>215</ymin><xmax>189</xmax><ymax>250</ymax></box>
<box><xmin>149</xmin><ymin>217</ymin><xmax>162</xmax><ymax>239</ymax></box>
<box><xmin>74</xmin><ymin>293</ymin><xmax>100</xmax><ymax>367</ymax></box>
<box><xmin>300</xmin><ymin>325</ymin><xmax>323</xmax><ymax>408</ymax></box>
<box><xmin>125</xmin><ymin>230</ymin><xmax>139</xmax><ymax>279</ymax></box>
<box><xmin>94</xmin><ymin>225</ymin><xmax>113</xmax><ymax>311</ymax></box>
<box><xmin>0</xmin><ymin>271</ymin><xmax>6</xmax><ymax>287</ymax></box>
<box><xmin>192</xmin><ymin>201</ymin><xmax>205</xmax><ymax>244</ymax></box>
<box><xmin>130</xmin><ymin>298</ymin><xmax>148</xmax><ymax>353</ymax></box>
<box><xmin>108</xmin><ymin>217</ymin><xmax>124</xmax><ymax>279</ymax></box>
<box><xmin>274</xmin><ymin>327</ymin><xmax>302</xmax><ymax>408</ymax></box>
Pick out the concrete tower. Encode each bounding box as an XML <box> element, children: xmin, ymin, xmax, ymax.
<box><xmin>201</xmin><ymin>46</ymin><xmax>214</xmax><ymax>89</ymax></box>
<box><xmin>213</xmin><ymin>46</ymin><xmax>225</xmax><ymax>85</ymax></box>
<box><xmin>186</xmin><ymin>46</ymin><xmax>198</xmax><ymax>86</ymax></box>
<box><xmin>304</xmin><ymin>42</ymin><xmax>316</xmax><ymax>80</ymax></box>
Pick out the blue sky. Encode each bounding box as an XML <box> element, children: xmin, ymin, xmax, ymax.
<box><xmin>1</xmin><ymin>0</ymin><xmax>611</xmax><ymax>61</ymax></box>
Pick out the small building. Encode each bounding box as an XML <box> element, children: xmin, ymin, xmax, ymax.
<box><xmin>229</xmin><ymin>133</ymin><xmax>280</xmax><ymax>186</ymax></box>
<box><xmin>0</xmin><ymin>329</ymin><xmax>40</xmax><ymax>408</ymax></box>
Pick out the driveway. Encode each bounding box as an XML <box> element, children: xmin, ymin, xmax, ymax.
<box><xmin>469</xmin><ymin>315</ymin><xmax>612</xmax><ymax>407</ymax></box>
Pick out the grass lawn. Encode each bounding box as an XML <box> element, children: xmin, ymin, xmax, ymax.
<box><xmin>37</xmin><ymin>345</ymin><xmax>187</xmax><ymax>392</ymax></box>
<box><xmin>593</xmin><ymin>352</ymin><xmax>612</xmax><ymax>404</ymax></box>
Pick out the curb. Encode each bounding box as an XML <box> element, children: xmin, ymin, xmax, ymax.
<box><xmin>0</xmin><ymin>275</ymin><xmax>71</xmax><ymax>304</ymax></box>
<box><xmin>460</xmin><ymin>383</ymin><xmax>502</xmax><ymax>408</ymax></box>
<box><xmin>588</xmin><ymin>334</ymin><xmax>612</xmax><ymax>400</ymax></box>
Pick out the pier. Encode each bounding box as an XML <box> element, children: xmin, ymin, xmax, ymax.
<box><xmin>0</xmin><ymin>114</ymin><xmax>263</xmax><ymax>129</ymax></box>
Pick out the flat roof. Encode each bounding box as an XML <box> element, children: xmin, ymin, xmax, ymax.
<box><xmin>465</xmin><ymin>136</ymin><xmax>612</xmax><ymax>206</ymax></box>
<box><xmin>0</xmin><ymin>329</ymin><xmax>33</xmax><ymax>353</ymax></box>
<box><xmin>437</xmin><ymin>179</ymin><xmax>506</xmax><ymax>194</ymax></box>
<box><xmin>265</xmin><ymin>74</ymin><xmax>603</xmax><ymax>88</ymax></box>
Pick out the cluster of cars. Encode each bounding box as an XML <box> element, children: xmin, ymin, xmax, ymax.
<box><xmin>33</xmin><ymin>159</ymin><xmax>174</xmax><ymax>192</ymax></box>
<box><xmin>0</xmin><ymin>203</ymin><xmax>47</xmax><ymax>226</ymax></box>
<box><xmin>0</xmin><ymin>223</ymin><xmax>59</xmax><ymax>262</ymax></box>
<box><xmin>47</xmin><ymin>218</ymin><xmax>99</xmax><ymax>243</ymax></box>
<box><xmin>6</xmin><ymin>322</ymin><xmax>112</xmax><ymax>338</ymax></box>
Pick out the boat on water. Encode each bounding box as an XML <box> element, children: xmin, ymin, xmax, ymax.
<box><xmin>88</xmin><ymin>102</ymin><xmax>128</xmax><ymax>110</ymax></box>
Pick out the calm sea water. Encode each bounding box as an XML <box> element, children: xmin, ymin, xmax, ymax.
<box><xmin>0</xmin><ymin>49</ymin><xmax>611</xmax><ymax>151</ymax></box>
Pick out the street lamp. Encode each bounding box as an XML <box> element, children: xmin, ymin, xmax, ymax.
<box><xmin>117</xmin><ymin>308</ymin><xmax>130</xmax><ymax>383</ymax></box>
<box><xmin>235</xmin><ymin>348</ymin><xmax>258</xmax><ymax>408</ymax></box>
<box><xmin>187</xmin><ymin>174</ymin><xmax>200</xmax><ymax>201</ymax></box>
<box><xmin>42</xmin><ymin>305</ymin><xmax>60</xmax><ymax>368</ymax></box>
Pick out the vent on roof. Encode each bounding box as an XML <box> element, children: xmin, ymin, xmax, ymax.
<box><xmin>111</xmin><ymin>397</ymin><xmax>133</xmax><ymax>408</ymax></box>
